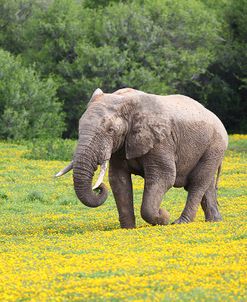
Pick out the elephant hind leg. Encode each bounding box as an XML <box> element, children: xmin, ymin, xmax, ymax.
<box><xmin>201</xmin><ymin>179</ymin><xmax>222</xmax><ymax>222</ymax></box>
<box><xmin>173</xmin><ymin>147</ymin><xmax>224</xmax><ymax>224</ymax></box>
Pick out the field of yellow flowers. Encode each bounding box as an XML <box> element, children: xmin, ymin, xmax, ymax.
<box><xmin>0</xmin><ymin>135</ymin><xmax>246</xmax><ymax>301</ymax></box>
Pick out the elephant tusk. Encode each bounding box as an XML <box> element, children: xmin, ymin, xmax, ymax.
<box><xmin>54</xmin><ymin>161</ymin><xmax>73</xmax><ymax>178</ymax></box>
<box><xmin>93</xmin><ymin>161</ymin><xmax>108</xmax><ymax>190</ymax></box>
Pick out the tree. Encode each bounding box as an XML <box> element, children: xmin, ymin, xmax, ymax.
<box><xmin>1</xmin><ymin>0</ymin><xmax>244</xmax><ymax>136</ymax></box>
<box><xmin>0</xmin><ymin>0</ymin><xmax>36</xmax><ymax>54</ymax></box>
<box><xmin>19</xmin><ymin>0</ymin><xmax>88</xmax><ymax>137</ymax></box>
<box><xmin>29</xmin><ymin>0</ymin><xmax>219</xmax><ymax>137</ymax></box>
<box><xmin>0</xmin><ymin>49</ymin><xmax>64</xmax><ymax>140</ymax></box>
<box><xmin>185</xmin><ymin>0</ymin><xmax>247</xmax><ymax>133</ymax></box>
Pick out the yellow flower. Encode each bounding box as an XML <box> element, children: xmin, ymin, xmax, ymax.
<box><xmin>0</xmin><ymin>135</ymin><xmax>246</xmax><ymax>301</ymax></box>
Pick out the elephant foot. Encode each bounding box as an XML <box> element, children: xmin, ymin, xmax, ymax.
<box><xmin>156</xmin><ymin>208</ymin><xmax>170</xmax><ymax>225</ymax></box>
<box><xmin>141</xmin><ymin>207</ymin><xmax>170</xmax><ymax>226</ymax></box>
<box><xmin>119</xmin><ymin>216</ymin><xmax>136</xmax><ymax>229</ymax></box>
<box><xmin>205</xmin><ymin>213</ymin><xmax>222</xmax><ymax>222</ymax></box>
<box><xmin>204</xmin><ymin>206</ymin><xmax>222</xmax><ymax>222</ymax></box>
<box><xmin>172</xmin><ymin>216</ymin><xmax>191</xmax><ymax>225</ymax></box>
<box><xmin>120</xmin><ymin>223</ymin><xmax>136</xmax><ymax>229</ymax></box>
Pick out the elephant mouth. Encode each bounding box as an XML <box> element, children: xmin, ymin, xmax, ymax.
<box><xmin>98</xmin><ymin>157</ymin><xmax>110</xmax><ymax>165</ymax></box>
<box><xmin>92</xmin><ymin>161</ymin><xmax>108</xmax><ymax>190</ymax></box>
<box><xmin>54</xmin><ymin>159</ymin><xmax>109</xmax><ymax>190</ymax></box>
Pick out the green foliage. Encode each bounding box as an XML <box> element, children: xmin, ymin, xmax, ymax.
<box><xmin>92</xmin><ymin>0</ymin><xmax>219</xmax><ymax>92</ymax></box>
<box><xmin>18</xmin><ymin>0</ymin><xmax>89</xmax><ymax>137</ymax></box>
<box><xmin>0</xmin><ymin>0</ymin><xmax>33</xmax><ymax>53</ymax></box>
<box><xmin>0</xmin><ymin>191</ymin><xmax>8</xmax><ymax>201</ymax></box>
<box><xmin>83</xmin><ymin>0</ymin><xmax>128</xmax><ymax>9</ymax></box>
<box><xmin>24</xmin><ymin>139</ymin><xmax>76</xmax><ymax>161</ymax></box>
<box><xmin>184</xmin><ymin>0</ymin><xmax>247</xmax><ymax>133</ymax></box>
<box><xmin>20</xmin><ymin>0</ymin><xmax>221</xmax><ymax>136</ymax></box>
<box><xmin>0</xmin><ymin>0</ymin><xmax>246</xmax><ymax>137</ymax></box>
<box><xmin>26</xmin><ymin>191</ymin><xmax>45</xmax><ymax>203</ymax></box>
<box><xmin>21</xmin><ymin>0</ymin><xmax>83</xmax><ymax>75</ymax></box>
<box><xmin>0</xmin><ymin>48</ymin><xmax>65</xmax><ymax>140</ymax></box>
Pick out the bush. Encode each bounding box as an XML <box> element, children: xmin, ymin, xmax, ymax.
<box><xmin>0</xmin><ymin>0</ymin><xmax>245</xmax><ymax>135</ymax></box>
<box><xmin>0</xmin><ymin>191</ymin><xmax>8</xmax><ymax>201</ymax></box>
<box><xmin>26</xmin><ymin>191</ymin><xmax>45</xmax><ymax>203</ymax></box>
<box><xmin>24</xmin><ymin>139</ymin><xmax>76</xmax><ymax>161</ymax></box>
<box><xmin>0</xmin><ymin>0</ymin><xmax>33</xmax><ymax>54</ymax></box>
<box><xmin>93</xmin><ymin>0</ymin><xmax>220</xmax><ymax>93</ymax></box>
<box><xmin>184</xmin><ymin>0</ymin><xmax>247</xmax><ymax>133</ymax></box>
<box><xmin>0</xmin><ymin>48</ymin><xmax>65</xmax><ymax>140</ymax></box>
<box><xmin>17</xmin><ymin>0</ymin><xmax>221</xmax><ymax>137</ymax></box>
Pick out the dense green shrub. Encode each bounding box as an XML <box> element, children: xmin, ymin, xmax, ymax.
<box><xmin>183</xmin><ymin>0</ymin><xmax>247</xmax><ymax>133</ymax></box>
<box><xmin>0</xmin><ymin>49</ymin><xmax>64</xmax><ymax>140</ymax></box>
<box><xmin>0</xmin><ymin>0</ymin><xmax>33</xmax><ymax>53</ymax></box>
<box><xmin>17</xmin><ymin>0</ymin><xmax>89</xmax><ymax>137</ymax></box>
<box><xmin>25</xmin><ymin>191</ymin><xmax>45</xmax><ymax>203</ymax></box>
<box><xmin>18</xmin><ymin>0</ymin><xmax>221</xmax><ymax>136</ymax></box>
<box><xmin>93</xmin><ymin>0</ymin><xmax>219</xmax><ymax>92</ymax></box>
<box><xmin>0</xmin><ymin>0</ymin><xmax>246</xmax><ymax>137</ymax></box>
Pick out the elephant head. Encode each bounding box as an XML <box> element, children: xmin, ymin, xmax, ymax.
<box><xmin>55</xmin><ymin>87</ymin><xmax>170</xmax><ymax>208</ymax></box>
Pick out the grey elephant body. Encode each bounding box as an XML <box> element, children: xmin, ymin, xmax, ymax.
<box><xmin>64</xmin><ymin>88</ymin><xmax>228</xmax><ymax>228</ymax></box>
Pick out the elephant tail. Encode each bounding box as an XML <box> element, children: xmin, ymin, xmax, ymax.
<box><xmin>215</xmin><ymin>164</ymin><xmax>222</xmax><ymax>191</ymax></box>
<box><xmin>215</xmin><ymin>164</ymin><xmax>222</xmax><ymax>205</ymax></box>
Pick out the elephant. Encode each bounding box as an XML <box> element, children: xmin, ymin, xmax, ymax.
<box><xmin>55</xmin><ymin>88</ymin><xmax>228</xmax><ymax>229</ymax></box>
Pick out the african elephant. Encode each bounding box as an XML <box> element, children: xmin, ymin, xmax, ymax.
<box><xmin>55</xmin><ymin>88</ymin><xmax>228</xmax><ymax>229</ymax></box>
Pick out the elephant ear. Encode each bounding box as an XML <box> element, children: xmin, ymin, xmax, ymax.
<box><xmin>125</xmin><ymin>111</ymin><xmax>171</xmax><ymax>159</ymax></box>
<box><xmin>91</xmin><ymin>88</ymin><xmax>103</xmax><ymax>99</ymax></box>
<box><xmin>87</xmin><ymin>88</ymin><xmax>104</xmax><ymax>107</ymax></box>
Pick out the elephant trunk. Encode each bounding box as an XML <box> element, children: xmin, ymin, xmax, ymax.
<box><xmin>73</xmin><ymin>145</ymin><xmax>108</xmax><ymax>208</ymax></box>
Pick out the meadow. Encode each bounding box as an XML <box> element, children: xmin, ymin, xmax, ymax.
<box><xmin>0</xmin><ymin>135</ymin><xmax>246</xmax><ymax>301</ymax></box>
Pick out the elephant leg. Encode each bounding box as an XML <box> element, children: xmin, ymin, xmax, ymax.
<box><xmin>173</xmin><ymin>149</ymin><xmax>223</xmax><ymax>224</ymax></box>
<box><xmin>173</xmin><ymin>189</ymin><xmax>205</xmax><ymax>224</ymax></box>
<box><xmin>109</xmin><ymin>157</ymin><xmax>135</xmax><ymax>229</ymax></box>
<box><xmin>201</xmin><ymin>180</ymin><xmax>222</xmax><ymax>222</ymax></box>
<box><xmin>141</xmin><ymin>152</ymin><xmax>175</xmax><ymax>226</ymax></box>
<box><xmin>141</xmin><ymin>180</ymin><xmax>172</xmax><ymax>225</ymax></box>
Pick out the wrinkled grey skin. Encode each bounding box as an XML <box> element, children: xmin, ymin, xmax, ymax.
<box><xmin>72</xmin><ymin>88</ymin><xmax>228</xmax><ymax>229</ymax></box>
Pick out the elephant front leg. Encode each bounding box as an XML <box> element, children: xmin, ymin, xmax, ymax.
<box><xmin>109</xmin><ymin>158</ymin><xmax>135</xmax><ymax>229</ymax></box>
<box><xmin>141</xmin><ymin>179</ymin><xmax>171</xmax><ymax>226</ymax></box>
<box><xmin>141</xmin><ymin>157</ymin><xmax>176</xmax><ymax>226</ymax></box>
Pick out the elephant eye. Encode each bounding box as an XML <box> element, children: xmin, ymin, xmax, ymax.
<box><xmin>108</xmin><ymin>126</ymin><xmax>114</xmax><ymax>134</ymax></box>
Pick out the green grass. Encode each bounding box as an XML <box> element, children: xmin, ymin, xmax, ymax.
<box><xmin>0</xmin><ymin>136</ymin><xmax>246</xmax><ymax>301</ymax></box>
